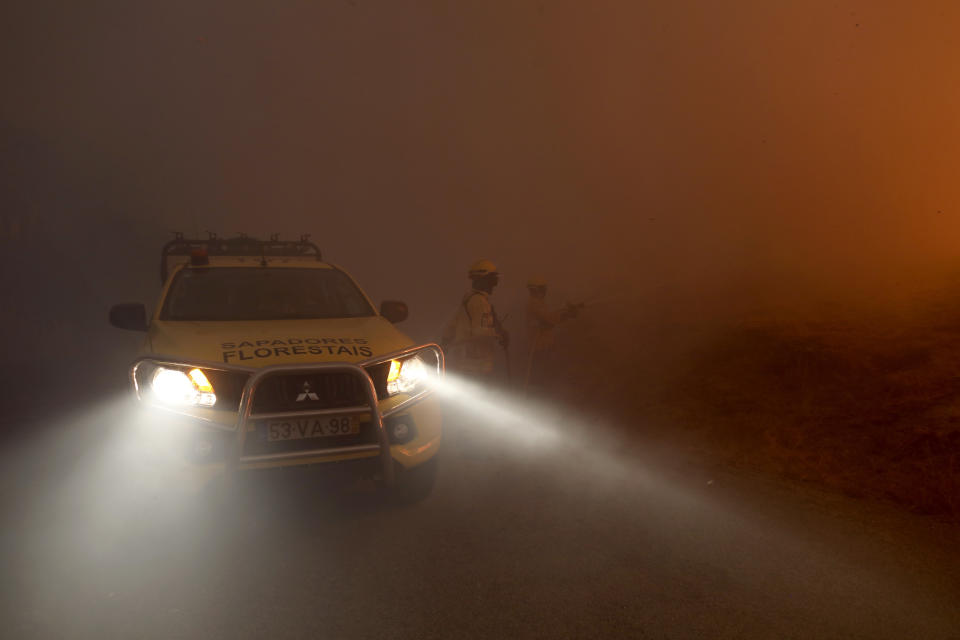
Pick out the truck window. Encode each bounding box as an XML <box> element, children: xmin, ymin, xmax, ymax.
<box><xmin>160</xmin><ymin>267</ymin><xmax>375</xmax><ymax>321</ymax></box>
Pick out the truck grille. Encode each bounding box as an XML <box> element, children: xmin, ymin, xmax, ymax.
<box><xmin>243</xmin><ymin>370</ymin><xmax>381</xmax><ymax>456</ymax></box>
<box><xmin>200</xmin><ymin>364</ymin><xmax>389</xmax><ymax>413</ymax></box>
<box><xmin>250</xmin><ymin>371</ymin><xmax>368</xmax><ymax>414</ymax></box>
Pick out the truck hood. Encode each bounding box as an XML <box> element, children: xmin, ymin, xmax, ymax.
<box><xmin>147</xmin><ymin>317</ymin><xmax>413</xmax><ymax>367</ymax></box>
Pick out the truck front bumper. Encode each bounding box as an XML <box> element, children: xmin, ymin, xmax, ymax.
<box><xmin>131</xmin><ymin>344</ymin><xmax>444</xmax><ymax>486</ymax></box>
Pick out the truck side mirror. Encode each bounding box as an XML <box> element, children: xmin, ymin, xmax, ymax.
<box><xmin>109</xmin><ymin>303</ymin><xmax>148</xmax><ymax>331</ymax></box>
<box><xmin>380</xmin><ymin>300</ymin><xmax>408</xmax><ymax>324</ymax></box>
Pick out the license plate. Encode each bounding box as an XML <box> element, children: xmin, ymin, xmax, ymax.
<box><xmin>265</xmin><ymin>415</ymin><xmax>360</xmax><ymax>442</ymax></box>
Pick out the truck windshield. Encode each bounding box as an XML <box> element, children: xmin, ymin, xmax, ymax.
<box><xmin>160</xmin><ymin>267</ymin><xmax>376</xmax><ymax>321</ymax></box>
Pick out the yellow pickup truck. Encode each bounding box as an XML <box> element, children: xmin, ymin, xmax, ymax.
<box><xmin>109</xmin><ymin>234</ymin><xmax>443</xmax><ymax>501</ymax></box>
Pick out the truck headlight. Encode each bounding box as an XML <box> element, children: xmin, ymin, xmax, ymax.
<box><xmin>151</xmin><ymin>367</ymin><xmax>217</xmax><ymax>407</ymax></box>
<box><xmin>386</xmin><ymin>356</ymin><xmax>428</xmax><ymax>396</ymax></box>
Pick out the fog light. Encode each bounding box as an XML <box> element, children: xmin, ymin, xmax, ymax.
<box><xmin>391</xmin><ymin>422</ymin><xmax>410</xmax><ymax>441</ymax></box>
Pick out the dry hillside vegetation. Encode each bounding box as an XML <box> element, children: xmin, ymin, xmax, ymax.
<box><xmin>546</xmin><ymin>300</ymin><xmax>960</xmax><ymax>517</ymax></box>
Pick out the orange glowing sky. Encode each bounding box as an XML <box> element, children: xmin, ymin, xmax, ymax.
<box><xmin>3</xmin><ymin>1</ymin><xmax>960</xmax><ymax>333</ymax></box>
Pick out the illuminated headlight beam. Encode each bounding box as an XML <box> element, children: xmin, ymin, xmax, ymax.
<box><xmin>431</xmin><ymin>373</ymin><xmax>672</xmax><ymax>492</ymax></box>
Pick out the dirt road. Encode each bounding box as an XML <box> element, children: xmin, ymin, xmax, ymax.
<box><xmin>3</xmin><ymin>391</ymin><xmax>959</xmax><ymax>639</ymax></box>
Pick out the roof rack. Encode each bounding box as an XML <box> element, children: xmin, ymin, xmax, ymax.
<box><xmin>160</xmin><ymin>233</ymin><xmax>322</xmax><ymax>282</ymax></box>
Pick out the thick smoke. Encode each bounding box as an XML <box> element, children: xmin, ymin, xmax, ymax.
<box><xmin>3</xmin><ymin>0</ymin><xmax>959</xmax><ymax>379</ymax></box>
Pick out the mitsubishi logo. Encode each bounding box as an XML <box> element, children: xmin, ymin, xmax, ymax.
<box><xmin>295</xmin><ymin>380</ymin><xmax>320</xmax><ymax>402</ymax></box>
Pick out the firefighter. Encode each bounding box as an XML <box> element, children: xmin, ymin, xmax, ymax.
<box><xmin>442</xmin><ymin>259</ymin><xmax>509</xmax><ymax>381</ymax></box>
<box><xmin>523</xmin><ymin>275</ymin><xmax>580</xmax><ymax>393</ymax></box>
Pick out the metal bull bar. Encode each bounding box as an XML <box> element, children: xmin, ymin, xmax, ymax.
<box><xmin>232</xmin><ymin>361</ymin><xmax>393</xmax><ymax>483</ymax></box>
<box><xmin>131</xmin><ymin>344</ymin><xmax>445</xmax><ymax>487</ymax></box>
